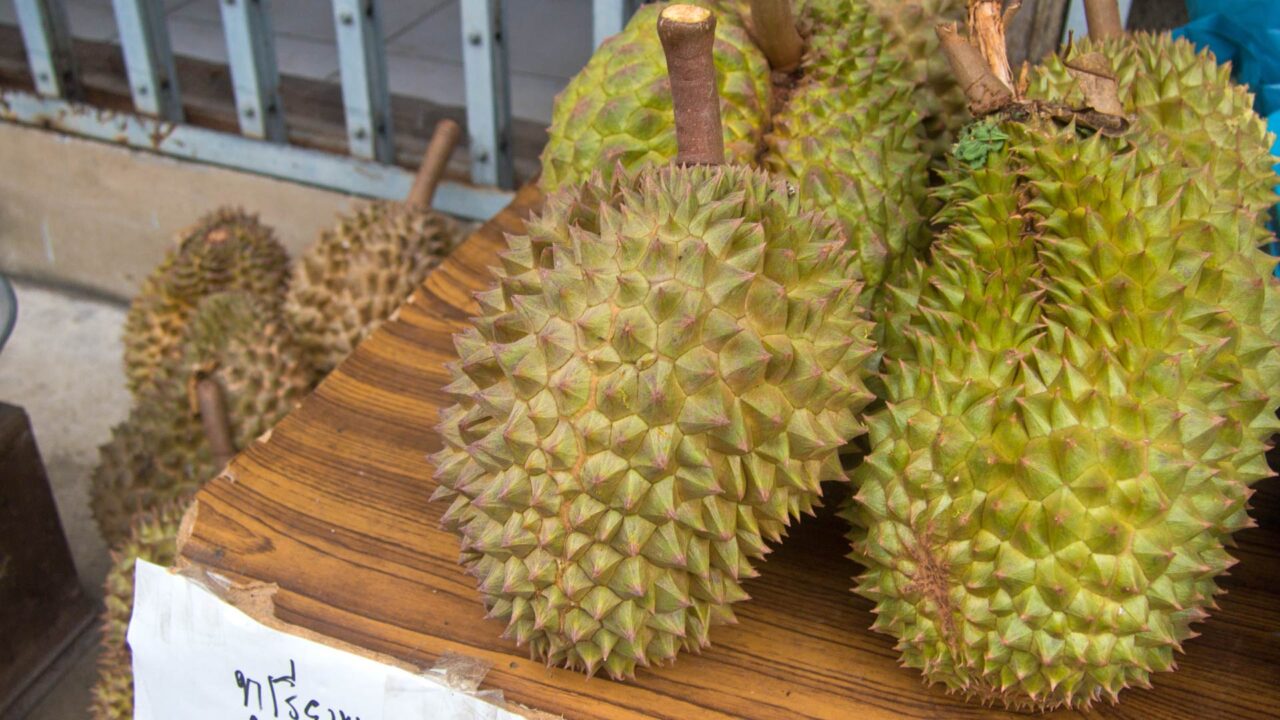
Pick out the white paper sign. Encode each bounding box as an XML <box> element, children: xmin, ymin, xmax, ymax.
<box><xmin>128</xmin><ymin>560</ymin><xmax>528</xmax><ymax>720</ymax></box>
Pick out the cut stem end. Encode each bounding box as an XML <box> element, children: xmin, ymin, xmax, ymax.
<box><xmin>658</xmin><ymin>4</ymin><xmax>726</xmax><ymax>166</ymax></box>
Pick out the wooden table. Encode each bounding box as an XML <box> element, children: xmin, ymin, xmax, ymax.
<box><xmin>179</xmin><ymin>185</ymin><xmax>1280</xmax><ymax>719</ymax></box>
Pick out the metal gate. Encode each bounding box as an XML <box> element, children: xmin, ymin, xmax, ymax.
<box><xmin>5</xmin><ymin>0</ymin><xmax>642</xmax><ymax>220</ymax></box>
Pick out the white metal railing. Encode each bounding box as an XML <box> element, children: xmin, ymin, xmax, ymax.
<box><xmin>5</xmin><ymin>0</ymin><xmax>643</xmax><ymax>220</ymax></box>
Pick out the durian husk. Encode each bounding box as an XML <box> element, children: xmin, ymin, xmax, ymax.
<box><xmin>89</xmin><ymin>392</ymin><xmax>211</xmax><ymax>546</ymax></box>
<box><xmin>90</xmin><ymin>500</ymin><xmax>186</xmax><ymax>720</ymax></box>
<box><xmin>538</xmin><ymin>2</ymin><xmax>772</xmax><ymax>193</ymax></box>
<box><xmin>93</xmin><ymin>291</ymin><xmax>312</xmax><ymax>545</ymax></box>
<box><xmin>285</xmin><ymin>200</ymin><xmax>458</xmax><ymax>379</ymax></box>
<box><xmin>763</xmin><ymin>0</ymin><xmax>932</xmax><ymax>303</ymax></box>
<box><xmin>846</xmin><ymin>59</ymin><xmax>1280</xmax><ymax>710</ymax></box>
<box><xmin>867</xmin><ymin>0</ymin><xmax>968</xmax><ymax>158</ymax></box>
<box><xmin>433</xmin><ymin>163</ymin><xmax>878</xmax><ymax>679</ymax></box>
<box><xmin>122</xmin><ymin>208</ymin><xmax>288</xmax><ymax>397</ymax></box>
<box><xmin>1026</xmin><ymin>32</ymin><xmax>1278</xmax><ymax>223</ymax></box>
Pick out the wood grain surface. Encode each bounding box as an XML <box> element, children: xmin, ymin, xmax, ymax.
<box><xmin>180</xmin><ymin>185</ymin><xmax>1280</xmax><ymax>719</ymax></box>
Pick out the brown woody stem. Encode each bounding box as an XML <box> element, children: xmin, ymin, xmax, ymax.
<box><xmin>967</xmin><ymin>0</ymin><xmax>1016</xmax><ymax>92</ymax></box>
<box><xmin>658</xmin><ymin>4</ymin><xmax>725</xmax><ymax>166</ymax></box>
<box><xmin>196</xmin><ymin>377</ymin><xmax>236</xmax><ymax>468</ymax></box>
<box><xmin>937</xmin><ymin>23</ymin><xmax>1012</xmax><ymax>115</ymax></box>
<box><xmin>406</xmin><ymin>118</ymin><xmax>462</xmax><ymax>209</ymax></box>
<box><xmin>747</xmin><ymin>0</ymin><xmax>803</xmax><ymax>73</ymax></box>
<box><xmin>1083</xmin><ymin>0</ymin><xmax>1123</xmax><ymax>40</ymax></box>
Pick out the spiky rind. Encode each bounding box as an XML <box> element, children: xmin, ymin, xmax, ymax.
<box><xmin>93</xmin><ymin>292</ymin><xmax>311</xmax><ymax>545</ymax></box>
<box><xmin>1027</xmin><ymin>33</ymin><xmax>1278</xmax><ymax>224</ymax></box>
<box><xmin>435</xmin><ymin>164</ymin><xmax>877</xmax><ymax>678</ymax></box>
<box><xmin>286</xmin><ymin>201</ymin><xmax>459</xmax><ymax>378</ymax></box>
<box><xmin>89</xmin><ymin>394</ymin><xmax>210</xmax><ymax>547</ymax></box>
<box><xmin>90</xmin><ymin>500</ymin><xmax>186</xmax><ymax>720</ymax></box>
<box><xmin>848</xmin><ymin>104</ymin><xmax>1280</xmax><ymax>711</ymax></box>
<box><xmin>764</xmin><ymin>0</ymin><xmax>931</xmax><ymax>306</ymax></box>
<box><xmin>538</xmin><ymin>2</ymin><xmax>771</xmax><ymax>193</ymax></box>
<box><xmin>867</xmin><ymin>0</ymin><xmax>967</xmax><ymax>159</ymax></box>
<box><xmin>122</xmin><ymin>208</ymin><xmax>288</xmax><ymax>397</ymax></box>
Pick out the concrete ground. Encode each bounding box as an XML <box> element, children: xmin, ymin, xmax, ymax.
<box><xmin>0</xmin><ymin>280</ymin><xmax>129</xmax><ymax>718</ymax></box>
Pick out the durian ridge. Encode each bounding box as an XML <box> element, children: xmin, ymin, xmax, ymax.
<box><xmin>761</xmin><ymin>0</ymin><xmax>933</xmax><ymax>301</ymax></box>
<box><xmin>122</xmin><ymin>208</ymin><xmax>288</xmax><ymax>397</ymax></box>
<box><xmin>433</xmin><ymin>162</ymin><xmax>877</xmax><ymax>678</ymax></box>
<box><xmin>285</xmin><ymin>200</ymin><xmax>457</xmax><ymax>376</ymax></box>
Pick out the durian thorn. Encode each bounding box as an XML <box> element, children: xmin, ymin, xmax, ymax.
<box><xmin>657</xmin><ymin>4</ymin><xmax>726</xmax><ymax>166</ymax></box>
<box><xmin>936</xmin><ymin>23</ymin><xmax>1012</xmax><ymax>117</ymax></box>
<box><xmin>1083</xmin><ymin>0</ymin><xmax>1124</xmax><ymax>41</ymax></box>
<box><xmin>195</xmin><ymin>376</ymin><xmax>237</xmax><ymax>468</ymax></box>
<box><xmin>406</xmin><ymin>118</ymin><xmax>462</xmax><ymax>209</ymax></box>
<box><xmin>746</xmin><ymin>0</ymin><xmax>803</xmax><ymax>73</ymax></box>
<box><xmin>966</xmin><ymin>0</ymin><xmax>1018</xmax><ymax>95</ymax></box>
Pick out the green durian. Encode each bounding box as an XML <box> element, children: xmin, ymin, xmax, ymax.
<box><xmin>91</xmin><ymin>500</ymin><xmax>186</xmax><ymax>720</ymax></box>
<box><xmin>1027</xmin><ymin>32</ymin><xmax>1278</xmax><ymax>223</ymax></box>
<box><xmin>433</xmin><ymin>163</ymin><xmax>877</xmax><ymax>679</ymax></box>
<box><xmin>538</xmin><ymin>2</ymin><xmax>771</xmax><ymax>193</ymax></box>
<box><xmin>868</xmin><ymin>0</ymin><xmax>968</xmax><ymax>157</ymax></box>
<box><xmin>123</xmin><ymin>208</ymin><xmax>288</xmax><ymax>396</ymax></box>
<box><xmin>845</xmin><ymin>43</ymin><xmax>1280</xmax><ymax>711</ymax></box>
<box><xmin>763</xmin><ymin>0</ymin><xmax>931</xmax><ymax>299</ymax></box>
<box><xmin>286</xmin><ymin>200</ymin><xmax>460</xmax><ymax>379</ymax></box>
<box><xmin>93</xmin><ymin>291</ymin><xmax>311</xmax><ymax>545</ymax></box>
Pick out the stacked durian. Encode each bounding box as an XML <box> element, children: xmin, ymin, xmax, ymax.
<box><xmin>89</xmin><ymin>120</ymin><xmax>468</xmax><ymax>718</ymax></box>
<box><xmin>538</xmin><ymin>0</ymin><xmax>961</xmax><ymax>303</ymax></box>
<box><xmin>91</xmin><ymin>210</ymin><xmax>301</xmax><ymax>546</ymax></box>
<box><xmin>434</xmin><ymin>0</ymin><xmax>1280</xmax><ymax>713</ymax></box>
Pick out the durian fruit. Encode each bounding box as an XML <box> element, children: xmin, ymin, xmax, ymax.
<box><xmin>89</xmin><ymin>393</ymin><xmax>211</xmax><ymax>546</ymax></box>
<box><xmin>538</xmin><ymin>1</ymin><xmax>771</xmax><ymax>193</ymax></box>
<box><xmin>844</xmin><ymin>3</ymin><xmax>1280</xmax><ymax>710</ymax></box>
<box><xmin>868</xmin><ymin>0</ymin><xmax>967</xmax><ymax>157</ymax></box>
<box><xmin>434</xmin><ymin>5</ymin><xmax>876</xmax><ymax>679</ymax></box>
<box><xmin>123</xmin><ymin>208</ymin><xmax>288</xmax><ymax>396</ymax></box>
<box><xmin>758</xmin><ymin>0</ymin><xmax>931</xmax><ymax>302</ymax></box>
<box><xmin>286</xmin><ymin>120</ymin><xmax>464</xmax><ymax>378</ymax></box>
<box><xmin>92</xmin><ymin>291</ymin><xmax>311</xmax><ymax>545</ymax></box>
<box><xmin>90</xmin><ymin>500</ymin><xmax>186</xmax><ymax>720</ymax></box>
<box><xmin>1026</xmin><ymin>30</ymin><xmax>1278</xmax><ymax>225</ymax></box>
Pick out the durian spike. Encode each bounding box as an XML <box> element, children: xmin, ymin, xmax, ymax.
<box><xmin>747</xmin><ymin>0</ymin><xmax>803</xmax><ymax>73</ymax></box>
<box><xmin>657</xmin><ymin>4</ymin><xmax>725</xmax><ymax>166</ymax></box>
<box><xmin>1083</xmin><ymin>0</ymin><xmax>1123</xmax><ymax>40</ymax></box>
<box><xmin>966</xmin><ymin>0</ymin><xmax>1017</xmax><ymax>94</ymax></box>
<box><xmin>936</xmin><ymin>23</ymin><xmax>1011</xmax><ymax>115</ymax></box>
<box><xmin>195</xmin><ymin>377</ymin><xmax>236</xmax><ymax>468</ymax></box>
<box><xmin>406</xmin><ymin>118</ymin><xmax>463</xmax><ymax>209</ymax></box>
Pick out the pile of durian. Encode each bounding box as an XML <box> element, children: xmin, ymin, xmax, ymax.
<box><xmin>433</xmin><ymin>0</ymin><xmax>1280</xmax><ymax>711</ymax></box>
<box><xmin>87</xmin><ymin>122</ymin><xmax>464</xmax><ymax>718</ymax></box>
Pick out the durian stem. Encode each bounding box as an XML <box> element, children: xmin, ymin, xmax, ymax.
<box><xmin>937</xmin><ymin>23</ymin><xmax>1012</xmax><ymax>115</ymax></box>
<box><xmin>196</xmin><ymin>377</ymin><xmax>236</xmax><ymax>468</ymax></box>
<box><xmin>406</xmin><ymin>118</ymin><xmax>462</xmax><ymax>209</ymax></box>
<box><xmin>657</xmin><ymin>4</ymin><xmax>725</xmax><ymax>166</ymax></box>
<box><xmin>747</xmin><ymin>0</ymin><xmax>803</xmax><ymax>73</ymax></box>
<box><xmin>967</xmin><ymin>0</ymin><xmax>1016</xmax><ymax>93</ymax></box>
<box><xmin>1083</xmin><ymin>0</ymin><xmax>1124</xmax><ymax>40</ymax></box>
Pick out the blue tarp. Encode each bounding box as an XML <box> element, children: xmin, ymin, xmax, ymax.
<box><xmin>1172</xmin><ymin>0</ymin><xmax>1280</xmax><ymax>264</ymax></box>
